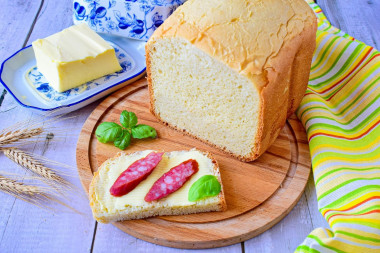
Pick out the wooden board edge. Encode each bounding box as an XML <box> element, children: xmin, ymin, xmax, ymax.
<box><xmin>75</xmin><ymin>83</ymin><xmax>312</xmax><ymax>249</ymax></box>
<box><xmin>109</xmin><ymin>118</ymin><xmax>312</xmax><ymax>249</ymax></box>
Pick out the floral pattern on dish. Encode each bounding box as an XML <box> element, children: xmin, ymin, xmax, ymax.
<box><xmin>26</xmin><ymin>42</ymin><xmax>134</xmax><ymax>102</ymax></box>
<box><xmin>73</xmin><ymin>0</ymin><xmax>187</xmax><ymax>41</ymax></box>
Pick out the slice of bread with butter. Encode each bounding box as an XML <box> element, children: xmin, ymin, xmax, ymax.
<box><xmin>89</xmin><ymin>149</ymin><xmax>226</xmax><ymax>223</ymax></box>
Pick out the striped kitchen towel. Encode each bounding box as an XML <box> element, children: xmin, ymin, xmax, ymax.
<box><xmin>296</xmin><ymin>1</ymin><xmax>380</xmax><ymax>252</ymax></box>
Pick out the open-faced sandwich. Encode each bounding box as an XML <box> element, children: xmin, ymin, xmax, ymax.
<box><xmin>89</xmin><ymin>149</ymin><xmax>226</xmax><ymax>223</ymax></box>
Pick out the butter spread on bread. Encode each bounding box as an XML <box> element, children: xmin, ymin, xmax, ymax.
<box><xmin>89</xmin><ymin>149</ymin><xmax>226</xmax><ymax>223</ymax></box>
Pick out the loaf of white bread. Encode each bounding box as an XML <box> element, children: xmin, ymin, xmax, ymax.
<box><xmin>146</xmin><ymin>0</ymin><xmax>317</xmax><ymax>161</ymax></box>
<box><xmin>90</xmin><ymin>149</ymin><xmax>226</xmax><ymax>223</ymax></box>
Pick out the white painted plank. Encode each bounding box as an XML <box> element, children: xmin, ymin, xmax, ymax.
<box><xmin>0</xmin><ymin>0</ymin><xmax>42</xmax><ymax>111</ymax></box>
<box><xmin>0</xmin><ymin>0</ymin><xmax>43</xmax><ymax>244</ymax></box>
<box><xmin>27</xmin><ymin>0</ymin><xmax>74</xmax><ymax>42</ymax></box>
<box><xmin>0</xmin><ymin>1</ymin><xmax>41</xmax><ymax>61</ymax></box>
<box><xmin>244</xmin><ymin>193</ymin><xmax>314</xmax><ymax>253</ymax></box>
<box><xmin>0</xmin><ymin>0</ymin><xmax>99</xmax><ymax>252</ymax></box>
<box><xmin>316</xmin><ymin>0</ymin><xmax>380</xmax><ymax>49</ymax></box>
<box><xmin>93</xmin><ymin>223</ymin><xmax>242</xmax><ymax>253</ymax></box>
<box><xmin>304</xmin><ymin>174</ymin><xmax>330</xmax><ymax>229</ymax></box>
<box><xmin>0</xmin><ymin>102</ymin><xmax>100</xmax><ymax>253</ymax></box>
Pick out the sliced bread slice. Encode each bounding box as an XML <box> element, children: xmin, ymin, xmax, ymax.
<box><xmin>89</xmin><ymin>149</ymin><xmax>226</xmax><ymax>223</ymax></box>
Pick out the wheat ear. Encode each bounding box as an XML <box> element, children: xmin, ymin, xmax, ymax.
<box><xmin>0</xmin><ymin>128</ymin><xmax>43</xmax><ymax>147</ymax></box>
<box><xmin>2</xmin><ymin>148</ymin><xmax>71</xmax><ymax>189</ymax></box>
<box><xmin>0</xmin><ymin>174</ymin><xmax>51</xmax><ymax>205</ymax></box>
<box><xmin>0</xmin><ymin>174</ymin><xmax>81</xmax><ymax>212</ymax></box>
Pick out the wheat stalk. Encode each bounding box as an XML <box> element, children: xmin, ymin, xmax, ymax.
<box><xmin>0</xmin><ymin>113</ymin><xmax>82</xmax><ymax>210</ymax></box>
<box><xmin>0</xmin><ymin>174</ymin><xmax>51</xmax><ymax>205</ymax></box>
<box><xmin>0</xmin><ymin>128</ymin><xmax>43</xmax><ymax>147</ymax></box>
<box><xmin>0</xmin><ymin>175</ymin><xmax>41</xmax><ymax>196</ymax></box>
<box><xmin>0</xmin><ymin>174</ymin><xmax>80</xmax><ymax>213</ymax></box>
<box><xmin>2</xmin><ymin>148</ymin><xmax>71</xmax><ymax>189</ymax></box>
<box><xmin>0</xmin><ymin>113</ymin><xmax>76</xmax><ymax>148</ymax></box>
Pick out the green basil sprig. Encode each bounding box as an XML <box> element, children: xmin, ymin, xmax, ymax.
<box><xmin>188</xmin><ymin>175</ymin><xmax>221</xmax><ymax>202</ymax></box>
<box><xmin>95</xmin><ymin>110</ymin><xmax>157</xmax><ymax>150</ymax></box>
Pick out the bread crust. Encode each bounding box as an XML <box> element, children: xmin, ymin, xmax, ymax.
<box><xmin>146</xmin><ymin>0</ymin><xmax>317</xmax><ymax>162</ymax></box>
<box><xmin>89</xmin><ymin>149</ymin><xmax>226</xmax><ymax>223</ymax></box>
<box><xmin>253</xmin><ymin>20</ymin><xmax>318</xmax><ymax>159</ymax></box>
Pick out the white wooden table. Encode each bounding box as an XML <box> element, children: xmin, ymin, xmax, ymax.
<box><xmin>0</xmin><ymin>1</ymin><xmax>379</xmax><ymax>252</ymax></box>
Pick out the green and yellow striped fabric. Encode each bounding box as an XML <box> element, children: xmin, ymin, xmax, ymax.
<box><xmin>296</xmin><ymin>1</ymin><xmax>380</xmax><ymax>252</ymax></box>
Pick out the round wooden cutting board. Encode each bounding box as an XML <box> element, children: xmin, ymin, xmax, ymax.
<box><xmin>76</xmin><ymin>78</ymin><xmax>311</xmax><ymax>249</ymax></box>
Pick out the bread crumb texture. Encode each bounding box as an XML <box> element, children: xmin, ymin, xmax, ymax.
<box><xmin>150</xmin><ymin>39</ymin><xmax>260</xmax><ymax>158</ymax></box>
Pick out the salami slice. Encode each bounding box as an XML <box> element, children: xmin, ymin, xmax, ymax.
<box><xmin>144</xmin><ymin>159</ymin><xmax>199</xmax><ymax>202</ymax></box>
<box><xmin>110</xmin><ymin>152</ymin><xmax>164</xmax><ymax>197</ymax></box>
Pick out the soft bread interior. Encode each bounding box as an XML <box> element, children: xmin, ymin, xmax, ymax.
<box><xmin>91</xmin><ymin>149</ymin><xmax>224</xmax><ymax>223</ymax></box>
<box><xmin>149</xmin><ymin>38</ymin><xmax>260</xmax><ymax>158</ymax></box>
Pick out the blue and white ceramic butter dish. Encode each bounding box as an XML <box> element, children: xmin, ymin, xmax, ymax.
<box><xmin>73</xmin><ymin>0</ymin><xmax>187</xmax><ymax>41</ymax></box>
<box><xmin>0</xmin><ymin>34</ymin><xmax>146</xmax><ymax>114</ymax></box>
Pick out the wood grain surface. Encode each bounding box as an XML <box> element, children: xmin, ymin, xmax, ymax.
<box><xmin>76</xmin><ymin>78</ymin><xmax>311</xmax><ymax>248</ymax></box>
<box><xmin>0</xmin><ymin>0</ymin><xmax>379</xmax><ymax>252</ymax></box>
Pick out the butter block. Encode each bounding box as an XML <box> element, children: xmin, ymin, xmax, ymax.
<box><xmin>32</xmin><ymin>23</ymin><xmax>122</xmax><ymax>92</ymax></box>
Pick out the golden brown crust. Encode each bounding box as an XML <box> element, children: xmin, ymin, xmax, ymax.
<box><xmin>89</xmin><ymin>152</ymin><xmax>124</xmax><ymax>223</ymax></box>
<box><xmin>148</xmin><ymin>0</ymin><xmax>316</xmax><ymax>87</ymax></box>
<box><xmin>254</xmin><ymin>20</ymin><xmax>318</xmax><ymax>159</ymax></box>
<box><xmin>146</xmin><ymin>0</ymin><xmax>317</xmax><ymax>162</ymax></box>
<box><xmin>89</xmin><ymin>168</ymin><xmax>104</xmax><ymax>222</ymax></box>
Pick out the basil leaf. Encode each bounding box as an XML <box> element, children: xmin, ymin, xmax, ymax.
<box><xmin>95</xmin><ymin>122</ymin><xmax>122</xmax><ymax>143</ymax></box>
<box><xmin>131</xmin><ymin>124</ymin><xmax>157</xmax><ymax>139</ymax></box>
<box><xmin>120</xmin><ymin>110</ymin><xmax>138</xmax><ymax>129</ymax></box>
<box><xmin>114</xmin><ymin>130</ymin><xmax>131</xmax><ymax>150</ymax></box>
<box><xmin>188</xmin><ymin>175</ymin><xmax>221</xmax><ymax>202</ymax></box>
